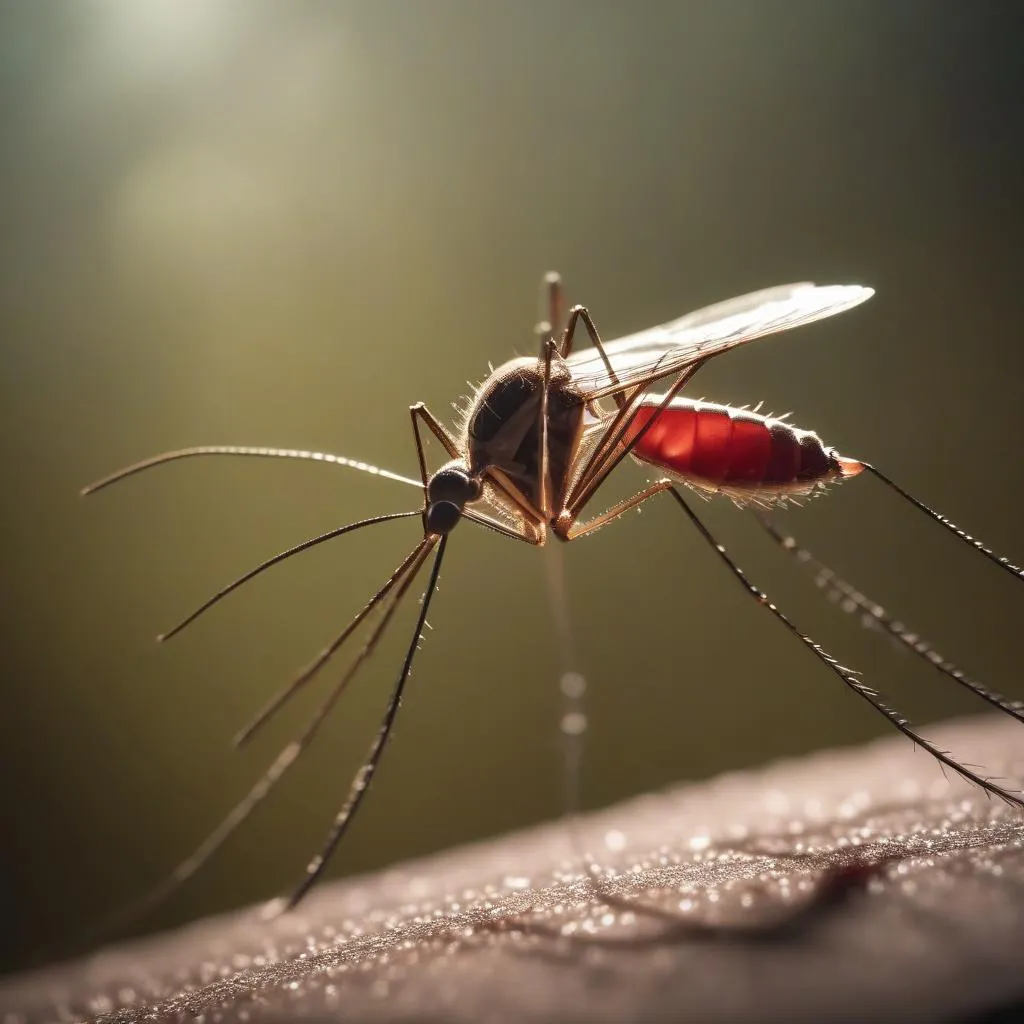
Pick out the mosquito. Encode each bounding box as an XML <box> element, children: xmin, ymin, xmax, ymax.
<box><xmin>83</xmin><ymin>274</ymin><xmax>1024</xmax><ymax>917</ymax></box>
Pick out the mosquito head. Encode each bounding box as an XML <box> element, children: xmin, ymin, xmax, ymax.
<box><xmin>424</xmin><ymin>462</ymin><xmax>482</xmax><ymax>536</ymax></box>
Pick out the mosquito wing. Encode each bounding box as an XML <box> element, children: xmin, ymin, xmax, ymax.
<box><xmin>567</xmin><ymin>282</ymin><xmax>874</xmax><ymax>399</ymax></box>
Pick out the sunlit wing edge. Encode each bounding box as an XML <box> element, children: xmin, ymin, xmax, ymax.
<box><xmin>567</xmin><ymin>283</ymin><xmax>874</xmax><ymax>398</ymax></box>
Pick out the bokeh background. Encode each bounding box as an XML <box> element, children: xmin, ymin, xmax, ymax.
<box><xmin>3</xmin><ymin>1</ymin><xmax>1022</xmax><ymax>973</ymax></box>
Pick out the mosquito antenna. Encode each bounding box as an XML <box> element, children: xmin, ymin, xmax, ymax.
<box><xmin>233</xmin><ymin>537</ymin><xmax>428</xmax><ymax>748</ymax></box>
<box><xmin>158</xmin><ymin>511</ymin><xmax>420</xmax><ymax>642</ymax></box>
<box><xmin>865</xmin><ymin>465</ymin><xmax>1024</xmax><ymax>582</ymax></box>
<box><xmin>73</xmin><ymin>537</ymin><xmax>435</xmax><ymax>948</ymax></box>
<box><xmin>755</xmin><ymin>514</ymin><xmax>1024</xmax><ymax>724</ymax></box>
<box><xmin>282</xmin><ymin>533</ymin><xmax>448</xmax><ymax>910</ymax></box>
<box><xmin>670</xmin><ymin>486</ymin><xmax>1024</xmax><ymax>810</ymax></box>
<box><xmin>81</xmin><ymin>445</ymin><xmax>422</xmax><ymax>495</ymax></box>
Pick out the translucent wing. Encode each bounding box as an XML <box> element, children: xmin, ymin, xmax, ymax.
<box><xmin>567</xmin><ymin>282</ymin><xmax>874</xmax><ymax>399</ymax></box>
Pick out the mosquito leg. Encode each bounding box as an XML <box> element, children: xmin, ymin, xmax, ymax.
<box><xmin>564</xmin><ymin>384</ymin><xmax>646</xmax><ymax>509</ymax></box>
<box><xmin>486</xmin><ymin>470</ymin><xmax>545</xmax><ymax>525</ymax></box>
<box><xmin>233</xmin><ymin>537</ymin><xmax>431</xmax><ymax>748</ymax></box>
<box><xmin>410</xmin><ymin>410</ymin><xmax>430</xmax><ymax>490</ymax></box>
<box><xmin>536</xmin><ymin>328</ymin><xmax>556</xmax><ymax>519</ymax></box>
<box><xmin>281</xmin><ymin>534</ymin><xmax>449</xmax><ymax>910</ymax></box>
<box><xmin>565</xmin><ymin>302</ymin><xmax>712</xmax><ymax>411</ymax></box>
<box><xmin>411</xmin><ymin>403</ymin><xmax>531</xmax><ymax>530</ymax></box>
<box><xmin>865</xmin><ymin>464</ymin><xmax>1024</xmax><ymax>583</ymax></box>
<box><xmin>754</xmin><ymin>513</ymin><xmax>1024</xmax><ymax>724</ymax></box>
<box><xmin>73</xmin><ymin>538</ymin><xmax>434</xmax><ymax>945</ymax></box>
<box><xmin>82</xmin><ymin>445</ymin><xmax>422</xmax><ymax>495</ymax></box>
<box><xmin>564</xmin><ymin>365</ymin><xmax>701</xmax><ymax>522</ymax></box>
<box><xmin>564</xmin><ymin>317</ymin><xmax>709</xmax><ymax>517</ymax></box>
<box><xmin>410</xmin><ymin>402</ymin><xmax>460</xmax><ymax>462</ymax></box>
<box><xmin>408</xmin><ymin>409</ymin><xmax>436</xmax><ymax>492</ymax></box>
<box><xmin>671</xmin><ymin>486</ymin><xmax>1024</xmax><ymax>809</ymax></box>
<box><xmin>179</xmin><ymin>541</ymin><xmax>432</xmax><ymax>883</ymax></box>
<box><xmin>463</xmin><ymin>506</ymin><xmax>543</xmax><ymax>545</ymax></box>
<box><xmin>560</xmin><ymin>295</ymin><xmax>668</xmax><ymax>501</ymax></box>
<box><xmin>559</xmin><ymin>304</ymin><xmax>606</xmax><ymax>364</ymax></box>
<box><xmin>556</xmin><ymin>479</ymin><xmax>675</xmax><ymax>542</ymax></box>
<box><xmin>579</xmin><ymin>361</ymin><xmax>705</xmax><ymax>506</ymax></box>
<box><xmin>545</xmin><ymin>271</ymin><xmax>565</xmax><ymax>346</ymax></box>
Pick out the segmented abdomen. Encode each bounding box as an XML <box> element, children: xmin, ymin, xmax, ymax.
<box><xmin>623</xmin><ymin>397</ymin><xmax>861</xmax><ymax>492</ymax></box>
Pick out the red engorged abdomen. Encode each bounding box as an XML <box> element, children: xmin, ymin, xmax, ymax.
<box><xmin>622</xmin><ymin>398</ymin><xmax>846</xmax><ymax>489</ymax></box>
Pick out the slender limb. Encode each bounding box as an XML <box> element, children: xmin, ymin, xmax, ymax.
<box><xmin>484</xmin><ymin>466</ymin><xmax>546</xmax><ymax>523</ymax></box>
<box><xmin>563</xmin><ymin>302</ymin><xmax>705</xmax><ymax>517</ymax></box>
<box><xmin>865</xmin><ymin>464</ymin><xmax>1024</xmax><ymax>582</ymax></box>
<box><xmin>555</xmin><ymin>307</ymin><xmax>699</xmax><ymax>533</ymax></box>
<box><xmin>564</xmin><ymin>383</ymin><xmax>648</xmax><ymax>510</ymax></box>
<box><xmin>80</xmin><ymin>538</ymin><xmax>435</xmax><ymax>943</ymax></box>
<box><xmin>158</xmin><ymin>511</ymin><xmax>419</xmax><ymax>642</ymax></box>
<box><xmin>560</xmin><ymin>302</ymin><xmax>703</xmax><ymax>406</ymax></box>
<box><xmin>410</xmin><ymin>408</ymin><xmax>430</xmax><ymax>490</ymax></box>
<box><xmin>561</xmin><ymin>302</ymin><xmax>649</xmax><ymax>507</ymax></box>
<box><xmin>562</xmin><ymin>310</ymin><xmax>709</xmax><ymax>512</ymax></box>
<box><xmin>545</xmin><ymin>272</ymin><xmax>565</xmax><ymax>347</ymax></box>
<box><xmin>82</xmin><ymin>445</ymin><xmax>421</xmax><ymax>495</ymax></box>
<box><xmin>536</xmin><ymin>329</ymin><xmax>556</xmax><ymax>520</ymax></box>
<box><xmin>584</xmin><ymin>361</ymin><xmax>711</xmax><ymax>404</ymax></box>
<box><xmin>410</xmin><ymin>402</ymin><xmax>460</xmax><ymax>463</ymax></box>
<box><xmin>755</xmin><ymin>514</ymin><xmax>1024</xmax><ymax>724</ymax></box>
<box><xmin>557</xmin><ymin>479</ymin><xmax>674</xmax><ymax>542</ymax></box>
<box><xmin>560</xmin><ymin>304</ymin><xmax>605</xmax><ymax>363</ymax></box>
<box><xmin>283</xmin><ymin>534</ymin><xmax>449</xmax><ymax>909</ymax></box>
<box><xmin>463</xmin><ymin>506</ymin><xmax>543</xmax><ymax>545</ymax></box>
<box><xmin>193</xmin><ymin>539</ymin><xmax>434</xmax><ymax>875</ymax></box>
<box><xmin>565</xmin><ymin>364</ymin><xmax>701</xmax><ymax>521</ymax></box>
<box><xmin>234</xmin><ymin>539</ymin><xmax>430</xmax><ymax>747</ymax></box>
<box><xmin>670</xmin><ymin>486</ymin><xmax>1024</xmax><ymax>810</ymax></box>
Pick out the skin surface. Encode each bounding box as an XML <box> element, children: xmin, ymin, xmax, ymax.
<box><xmin>4</xmin><ymin>714</ymin><xmax>1024</xmax><ymax>1024</ymax></box>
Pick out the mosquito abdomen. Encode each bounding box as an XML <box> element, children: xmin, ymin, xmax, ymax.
<box><xmin>625</xmin><ymin>397</ymin><xmax>863</xmax><ymax>493</ymax></box>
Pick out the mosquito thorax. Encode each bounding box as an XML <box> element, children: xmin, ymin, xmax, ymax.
<box><xmin>464</xmin><ymin>356</ymin><xmax>585</xmax><ymax>515</ymax></box>
<box><xmin>424</xmin><ymin>462</ymin><xmax>482</xmax><ymax>536</ymax></box>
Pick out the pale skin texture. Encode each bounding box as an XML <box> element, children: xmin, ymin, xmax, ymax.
<box><xmin>4</xmin><ymin>715</ymin><xmax>1024</xmax><ymax>1024</ymax></box>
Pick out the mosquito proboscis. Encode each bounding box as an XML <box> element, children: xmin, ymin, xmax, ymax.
<box><xmin>82</xmin><ymin>273</ymin><xmax>1023</xmax><ymax>924</ymax></box>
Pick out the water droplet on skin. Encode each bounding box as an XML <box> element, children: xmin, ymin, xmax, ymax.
<box><xmin>603</xmin><ymin>829</ymin><xmax>626</xmax><ymax>852</ymax></box>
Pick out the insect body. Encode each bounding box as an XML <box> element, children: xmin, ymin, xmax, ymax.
<box><xmin>624</xmin><ymin>396</ymin><xmax>864</xmax><ymax>501</ymax></box>
<box><xmin>463</xmin><ymin>355</ymin><xmax>587</xmax><ymax>532</ymax></box>
<box><xmin>84</xmin><ymin>274</ymin><xmax>1024</xmax><ymax>919</ymax></box>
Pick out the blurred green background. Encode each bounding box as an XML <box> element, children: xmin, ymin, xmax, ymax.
<box><xmin>3</xmin><ymin>1</ymin><xmax>1022</xmax><ymax>972</ymax></box>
